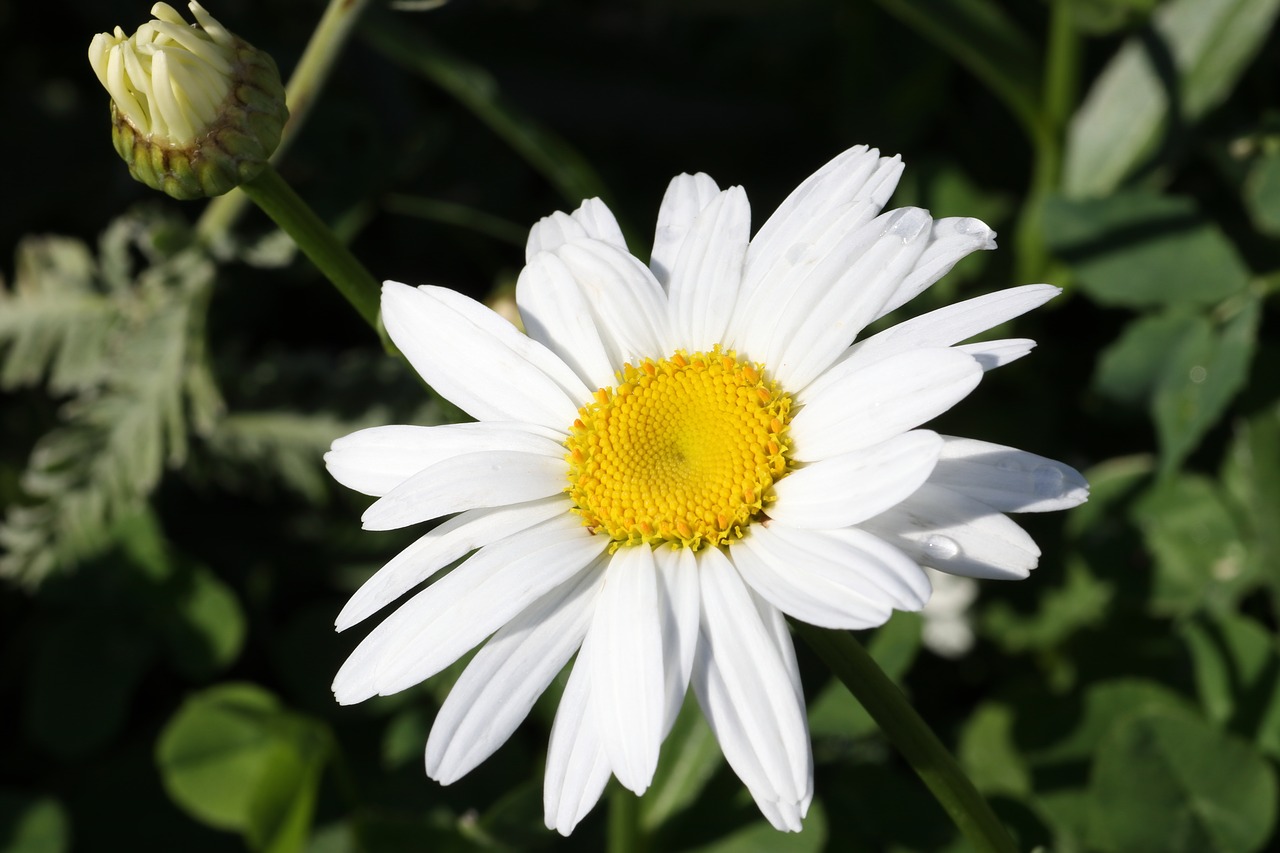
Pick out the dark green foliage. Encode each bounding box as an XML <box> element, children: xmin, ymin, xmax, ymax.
<box><xmin>4</xmin><ymin>0</ymin><xmax>1280</xmax><ymax>850</ymax></box>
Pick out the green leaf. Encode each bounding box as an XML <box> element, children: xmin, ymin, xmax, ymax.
<box><xmin>1180</xmin><ymin>613</ymin><xmax>1280</xmax><ymax>759</ymax></box>
<box><xmin>684</xmin><ymin>799</ymin><xmax>827</xmax><ymax>853</ymax></box>
<box><xmin>957</xmin><ymin>703</ymin><xmax>1031</xmax><ymax>797</ymax></box>
<box><xmin>1064</xmin><ymin>454</ymin><xmax>1154</xmax><ymax>539</ymax></box>
<box><xmin>869</xmin><ymin>0</ymin><xmax>1042</xmax><ymax>135</ymax></box>
<box><xmin>472</xmin><ymin>781</ymin><xmax>549</xmax><ymax>852</ymax></box>
<box><xmin>158</xmin><ymin>565</ymin><xmax>247</xmax><ymax>681</ymax></box>
<box><xmin>1244</xmin><ymin>148</ymin><xmax>1280</xmax><ymax>236</ymax></box>
<box><xmin>0</xmin><ymin>236</ymin><xmax>112</xmax><ymax>393</ymax></box>
<box><xmin>381</xmin><ymin>706</ymin><xmax>432</xmax><ymax>772</ymax></box>
<box><xmin>205</xmin><ymin>411</ymin><xmax>360</xmax><ymax>503</ymax></box>
<box><xmin>155</xmin><ymin>683</ymin><xmax>330</xmax><ymax>852</ymax></box>
<box><xmin>640</xmin><ymin>694</ymin><xmax>723</xmax><ymax>832</ymax></box>
<box><xmin>247</xmin><ymin>736</ymin><xmax>329</xmax><ymax>853</ymax></box>
<box><xmin>333</xmin><ymin>813</ymin><xmax>487</xmax><ymax>853</ymax></box>
<box><xmin>1092</xmin><ymin>310</ymin><xmax>1201</xmax><ymax>406</ymax></box>
<box><xmin>1043</xmin><ymin>191</ymin><xmax>1251</xmax><ymax>307</ymax></box>
<box><xmin>1022</xmin><ymin>678</ymin><xmax>1199</xmax><ymax>768</ymax></box>
<box><xmin>982</xmin><ymin>558</ymin><xmax>1111</xmax><ymax>654</ymax></box>
<box><xmin>110</xmin><ymin>511</ymin><xmax>246</xmax><ymax>681</ymax></box>
<box><xmin>0</xmin><ymin>210</ymin><xmax>224</xmax><ymax>586</ymax></box>
<box><xmin>1066</xmin><ymin>0</ymin><xmax>1158</xmax><ymax>35</ymax></box>
<box><xmin>1151</xmin><ymin>295</ymin><xmax>1259</xmax><ymax>475</ymax></box>
<box><xmin>1064</xmin><ymin>0</ymin><xmax>1280</xmax><ymax>196</ymax></box>
<box><xmin>0</xmin><ymin>793</ymin><xmax>70</xmax><ymax>853</ymax></box>
<box><xmin>1130</xmin><ymin>475</ymin><xmax>1251</xmax><ymax>616</ymax></box>
<box><xmin>1018</xmin><ymin>680</ymin><xmax>1203</xmax><ymax>851</ymax></box>
<box><xmin>1088</xmin><ymin>710</ymin><xmax>1277</xmax><ymax>852</ymax></box>
<box><xmin>1222</xmin><ymin>404</ymin><xmax>1280</xmax><ymax>595</ymax></box>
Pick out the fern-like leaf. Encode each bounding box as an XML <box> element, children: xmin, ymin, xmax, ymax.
<box><xmin>0</xmin><ymin>209</ymin><xmax>224</xmax><ymax>586</ymax></box>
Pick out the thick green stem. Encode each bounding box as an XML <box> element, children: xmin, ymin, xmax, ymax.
<box><xmin>793</xmin><ymin>623</ymin><xmax>1018</xmax><ymax>853</ymax></box>
<box><xmin>196</xmin><ymin>0</ymin><xmax>374</xmax><ymax>243</ymax></box>
<box><xmin>239</xmin><ymin>165</ymin><xmax>382</xmax><ymax>331</ymax></box>
<box><xmin>607</xmin><ymin>785</ymin><xmax>644</xmax><ymax>853</ymax></box>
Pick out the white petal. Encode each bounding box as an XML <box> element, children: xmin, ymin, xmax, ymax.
<box><xmin>931</xmin><ymin>437</ymin><xmax>1090</xmax><ymax>513</ymax></box>
<box><xmin>526</xmin><ymin>210</ymin><xmax>586</xmax><ymax>260</ymax></box>
<box><xmin>742</xmin><ymin>146</ymin><xmax>903</xmax><ymax>304</ymax></box>
<box><xmin>873</xmin><ymin>216</ymin><xmax>998</xmax><ymax>320</ymax></box>
<box><xmin>517</xmin><ymin>251</ymin><xmax>618</xmax><ymax>389</ymax></box>
<box><xmin>778</xmin><ymin>524</ymin><xmax>931</xmax><ymax>612</ymax></box>
<box><xmin>587</xmin><ymin>546</ymin><xmax>665</xmax><ymax>794</ymax></box>
<box><xmin>522</xmin><ymin>197</ymin><xmax>632</xmax><ymax>257</ymax></box>
<box><xmin>958</xmin><ymin>338</ymin><xmax>1036</xmax><ymax>371</ymax></box>
<box><xmin>360</xmin><ymin>449</ymin><xmax>566</xmax><ymax>531</ymax></box>
<box><xmin>801</xmin><ymin>284</ymin><xmax>1059</xmax><ymax>407</ymax></box>
<box><xmin>665</xmin><ymin>186</ymin><xmax>751</xmax><ymax>350</ymax></box>
<box><xmin>790</xmin><ymin>348</ymin><xmax>982</xmax><ymax>460</ymax></box>
<box><xmin>553</xmin><ymin>239</ymin><xmax>670</xmax><ymax>366</ymax></box>
<box><xmin>382</xmin><ymin>282</ymin><xmax>589</xmax><ymax>427</ymax></box>
<box><xmin>732</xmin><ymin>204</ymin><xmax>921</xmax><ymax>374</ymax></box>
<box><xmin>650</xmin><ymin>172</ymin><xmax>722</xmax><ymax>287</ymax></box>
<box><xmin>332</xmin><ymin>514</ymin><xmax>606</xmax><ymax>703</ymax></box>
<box><xmin>732</xmin><ymin>522</ymin><xmax>929</xmax><ymax>629</ymax></box>
<box><xmin>654</xmin><ymin>546</ymin><xmax>700</xmax><ymax>732</ymax></box>
<box><xmin>336</xmin><ymin>497</ymin><xmax>568</xmax><ymax>631</ymax></box>
<box><xmin>746</xmin><ymin>596</ymin><xmax>813</xmax><ymax>833</ymax></box>
<box><xmin>574</xmin><ymin>198</ymin><xmax>628</xmax><ymax>247</ymax></box>
<box><xmin>426</xmin><ymin>558</ymin><xmax>605</xmax><ymax>784</ymax></box>
<box><xmin>824</xmin><ymin>283</ymin><xmax>1060</xmax><ymax>384</ymax></box>
<box><xmin>732</xmin><ymin>530</ymin><xmax>890</xmax><ymax>630</ymax></box>
<box><xmin>544</xmin><ymin>649</ymin><xmax>612</xmax><ymax>835</ymax></box>
<box><xmin>770</xmin><ymin>430</ymin><xmax>943</xmax><ymax>529</ymax></box>
<box><xmin>756</xmin><ymin>799</ymin><xmax>807</xmax><ymax>833</ymax></box>
<box><xmin>761</xmin><ymin>207</ymin><xmax>936</xmax><ymax>391</ymax></box>
<box><xmin>749</xmin><ymin>582</ymin><xmax>804</xmax><ymax>706</ymax></box>
<box><xmin>326</xmin><ymin>422</ymin><xmax>565</xmax><ymax>498</ymax></box>
<box><xmin>859</xmin><ymin>483</ymin><xmax>1041</xmax><ymax>580</ymax></box>
<box><xmin>525</xmin><ymin>199</ymin><xmax>628</xmax><ymax>261</ymax></box>
<box><xmin>692</xmin><ymin>548</ymin><xmax>812</xmax><ymax>816</ymax></box>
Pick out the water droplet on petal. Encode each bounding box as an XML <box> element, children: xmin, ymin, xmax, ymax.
<box><xmin>1032</xmin><ymin>464</ymin><xmax>1065</xmax><ymax>498</ymax></box>
<box><xmin>921</xmin><ymin>534</ymin><xmax>959</xmax><ymax>560</ymax></box>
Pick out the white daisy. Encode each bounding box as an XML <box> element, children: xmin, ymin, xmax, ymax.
<box><xmin>325</xmin><ymin>145</ymin><xmax>1088</xmax><ymax>834</ymax></box>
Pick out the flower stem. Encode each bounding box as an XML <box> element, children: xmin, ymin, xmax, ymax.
<box><xmin>793</xmin><ymin>623</ymin><xmax>1018</xmax><ymax>853</ymax></box>
<box><xmin>238</xmin><ymin>164</ymin><xmax>382</xmax><ymax>332</ymax></box>
<box><xmin>607</xmin><ymin>785</ymin><xmax>644</xmax><ymax>853</ymax></box>
<box><xmin>196</xmin><ymin>0</ymin><xmax>374</xmax><ymax>243</ymax></box>
<box><xmin>1015</xmin><ymin>0</ymin><xmax>1078</xmax><ymax>285</ymax></box>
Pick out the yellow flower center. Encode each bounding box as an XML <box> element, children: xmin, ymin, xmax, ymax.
<box><xmin>565</xmin><ymin>347</ymin><xmax>793</xmax><ymax>550</ymax></box>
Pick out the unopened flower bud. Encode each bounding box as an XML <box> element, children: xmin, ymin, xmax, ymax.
<box><xmin>88</xmin><ymin>1</ymin><xmax>289</xmax><ymax>200</ymax></box>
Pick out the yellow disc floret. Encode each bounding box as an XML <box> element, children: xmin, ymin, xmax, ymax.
<box><xmin>565</xmin><ymin>347</ymin><xmax>793</xmax><ymax>550</ymax></box>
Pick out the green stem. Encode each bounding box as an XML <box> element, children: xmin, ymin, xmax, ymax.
<box><xmin>793</xmin><ymin>623</ymin><xmax>1018</xmax><ymax>853</ymax></box>
<box><xmin>1015</xmin><ymin>0</ymin><xmax>1078</xmax><ymax>284</ymax></box>
<box><xmin>196</xmin><ymin>0</ymin><xmax>374</xmax><ymax>243</ymax></box>
<box><xmin>239</xmin><ymin>164</ymin><xmax>382</xmax><ymax>331</ymax></box>
<box><xmin>607</xmin><ymin>784</ymin><xmax>644</xmax><ymax>853</ymax></box>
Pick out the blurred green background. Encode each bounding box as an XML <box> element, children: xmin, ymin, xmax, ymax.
<box><xmin>3</xmin><ymin>0</ymin><xmax>1280</xmax><ymax>850</ymax></box>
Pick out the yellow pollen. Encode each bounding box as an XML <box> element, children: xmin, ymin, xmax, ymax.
<box><xmin>564</xmin><ymin>346</ymin><xmax>793</xmax><ymax>550</ymax></box>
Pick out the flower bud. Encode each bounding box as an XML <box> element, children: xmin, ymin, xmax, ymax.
<box><xmin>88</xmin><ymin>2</ymin><xmax>289</xmax><ymax>200</ymax></box>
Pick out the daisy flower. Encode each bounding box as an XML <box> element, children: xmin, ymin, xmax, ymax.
<box><xmin>325</xmin><ymin>145</ymin><xmax>1088</xmax><ymax>834</ymax></box>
